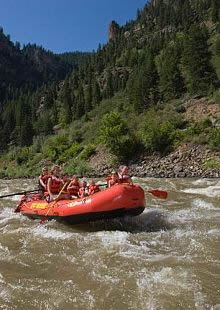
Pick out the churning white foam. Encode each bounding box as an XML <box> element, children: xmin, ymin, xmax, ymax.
<box><xmin>183</xmin><ymin>182</ymin><xmax>220</xmax><ymax>198</ymax></box>
<box><xmin>192</xmin><ymin>198</ymin><xmax>217</xmax><ymax>210</ymax></box>
<box><xmin>30</xmin><ymin>226</ymin><xmax>75</xmax><ymax>240</ymax></box>
<box><xmin>94</xmin><ymin>231</ymin><xmax>128</xmax><ymax>249</ymax></box>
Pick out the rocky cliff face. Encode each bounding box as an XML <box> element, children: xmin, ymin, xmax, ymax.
<box><xmin>108</xmin><ymin>21</ymin><xmax>120</xmax><ymax>42</ymax></box>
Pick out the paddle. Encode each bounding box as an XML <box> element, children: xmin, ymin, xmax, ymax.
<box><xmin>147</xmin><ymin>189</ymin><xmax>168</xmax><ymax>199</ymax></box>
<box><xmin>40</xmin><ymin>182</ymin><xmax>68</xmax><ymax>224</ymax></box>
<box><xmin>0</xmin><ymin>189</ymin><xmax>39</xmax><ymax>199</ymax></box>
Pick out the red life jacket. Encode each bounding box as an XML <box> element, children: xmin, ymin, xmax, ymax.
<box><xmin>39</xmin><ymin>174</ymin><xmax>50</xmax><ymax>191</ymax></box>
<box><xmin>68</xmin><ymin>180</ymin><xmax>80</xmax><ymax>196</ymax></box>
<box><xmin>48</xmin><ymin>176</ymin><xmax>63</xmax><ymax>194</ymax></box>
<box><xmin>41</xmin><ymin>174</ymin><xmax>50</xmax><ymax>183</ymax></box>
<box><xmin>89</xmin><ymin>184</ymin><xmax>100</xmax><ymax>195</ymax></box>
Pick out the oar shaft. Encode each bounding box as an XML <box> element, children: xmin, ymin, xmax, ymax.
<box><xmin>40</xmin><ymin>182</ymin><xmax>68</xmax><ymax>224</ymax></box>
<box><xmin>0</xmin><ymin>189</ymin><xmax>39</xmax><ymax>199</ymax></box>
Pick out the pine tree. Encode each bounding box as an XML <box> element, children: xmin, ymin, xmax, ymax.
<box><xmin>180</xmin><ymin>25</ymin><xmax>217</xmax><ymax>95</ymax></box>
<box><xmin>104</xmin><ymin>70</ymin><xmax>114</xmax><ymax>99</ymax></box>
<box><xmin>128</xmin><ymin>50</ymin><xmax>159</xmax><ymax>112</ymax></box>
<box><xmin>57</xmin><ymin>80</ymin><xmax>72</xmax><ymax>125</ymax></box>
<box><xmin>75</xmin><ymin>84</ymin><xmax>85</xmax><ymax>119</ymax></box>
<box><xmin>211</xmin><ymin>0</ymin><xmax>219</xmax><ymax>23</ymax></box>
<box><xmin>84</xmin><ymin>80</ymin><xmax>93</xmax><ymax>113</ymax></box>
<box><xmin>156</xmin><ymin>40</ymin><xmax>185</xmax><ymax>100</ymax></box>
<box><xmin>92</xmin><ymin>79</ymin><xmax>101</xmax><ymax>106</ymax></box>
<box><xmin>15</xmin><ymin>96</ymin><xmax>34</xmax><ymax>146</ymax></box>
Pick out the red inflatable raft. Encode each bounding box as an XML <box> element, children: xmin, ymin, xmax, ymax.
<box><xmin>15</xmin><ymin>184</ymin><xmax>145</xmax><ymax>224</ymax></box>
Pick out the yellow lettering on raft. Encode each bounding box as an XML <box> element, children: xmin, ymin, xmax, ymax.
<box><xmin>30</xmin><ymin>202</ymin><xmax>48</xmax><ymax>209</ymax></box>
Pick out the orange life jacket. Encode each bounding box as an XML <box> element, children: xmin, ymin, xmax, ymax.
<box><xmin>89</xmin><ymin>184</ymin><xmax>100</xmax><ymax>195</ymax></box>
<box><xmin>68</xmin><ymin>180</ymin><xmax>80</xmax><ymax>196</ymax></box>
<box><xmin>48</xmin><ymin>176</ymin><xmax>63</xmax><ymax>194</ymax></box>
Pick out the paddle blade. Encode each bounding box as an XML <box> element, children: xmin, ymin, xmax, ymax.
<box><xmin>147</xmin><ymin>189</ymin><xmax>168</xmax><ymax>199</ymax></box>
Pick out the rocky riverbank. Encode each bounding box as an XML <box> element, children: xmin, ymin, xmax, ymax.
<box><xmin>89</xmin><ymin>144</ymin><xmax>220</xmax><ymax>178</ymax></box>
<box><xmin>88</xmin><ymin>97</ymin><xmax>220</xmax><ymax>178</ymax></box>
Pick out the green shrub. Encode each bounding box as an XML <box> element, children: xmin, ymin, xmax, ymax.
<box><xmin>78</xmin><ymin>144</ymin><xmax>96</xmax><ymax>160</ymax></box>
<box><xmin>99</xmin><ymin>111</ymin><xmax>138</xmax><ymax>159</ymax></box>
<box><xmin>63</xmin><ymin>159</ymin><xmax>93</xmax><ymax>177</ymax></box>
<box><xmin>177</xmin><ymin>122</ymin><xmax>213</xmax><ymax>145</ymax></box>
<box><xmin>175</xmin><ymin>105</ymin><xmax>186</xmax><ymax>113</ymax></box>
<box><xmin>0</xmin><ymin>168</ymin><xmax>7</xmax><ymax>178</ymax></box>
<box><xmin>59</xmin><ymin>143</ymin><xmax>83</xmax><ymax>162</ymax></box>
<box><xmin>29</xmin><ymin>153</ymin><xmax>44</xmax><ymax>166</ymax></box>
<box><xmin>214</xmin><ymin>90</ymin><xmax>220</xmax><ymax>104</ymax></box>
<box><xmin>42</xmin><ymin>134</ymin><xmax>70</xmax><ymax>162</ymax></box>
<box><xmin>203</xmin><ymin>158</ymin><xmax>220</xmax><ymax>169</ymax></box>
<box><xmin>139</xmin><ymin>119</ymin><xmax>176</xmax><ymax>154</ymax></box>
<box><xmin>15</xmin><ymin>147</ymin><xmax>32</xmax><ymax>165</ymax></box>
<box><xmin>190</xmin><ymin>118</ymin><xmax>213</xmax><ymax>135</ymax></box>
<box><xmin>32</xmin><ymin>136</ymin><xmax>46</xmax><ymax>153</ymax></box>
<box><xmin>209</xmin><ymin>128</ymin><xmax>220</xmax><ymax>150</ymax></box>
<box><xmin>68</xmin><ymin>126</ymin><xmax>83</xmax><ymax>144</ymax></box>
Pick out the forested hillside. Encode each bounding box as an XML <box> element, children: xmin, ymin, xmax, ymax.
<box><xmin>0</xmin><ymin>0</ymin><xmax>219</xmax><ymax>177</ymax></box>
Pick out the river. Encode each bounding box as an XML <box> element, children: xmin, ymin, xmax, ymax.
<box><xmin>0</xmin><ymin>178</ymin><xmax>219</xmax><ymax>310</ymax></box>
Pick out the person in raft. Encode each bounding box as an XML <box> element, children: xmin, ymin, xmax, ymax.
<box><xmin>38</xmin><ymin>167</ymin><xmax>50</xmax><ymax>198</ymax></box>
<box><xmin>88</xmin><ymin>180</ymin><xmax>100</xmax><ymax>195</ymax></box>
<box><xmin>67</xmin><ymin>175</ymin><xmax>80</xmax><ymax>198</ymax></box>
<box><xmin>47</xmin><ymin>165</ymin><xmax>70</xmax><ymax>202</ymax></box>
<box><xmin>108</xmin><ymin>170</ymin><xmax>120</xmax><ymax>188</ymax></box>
<box><xmin>117</xmin><ymin>165</ymin><xmax>132</xmax><ymax>183</ymax></box>
<box><xmin>78</xmin><ymin>179</ymin><xmax>89</xmax><ymax>198</ymax></box>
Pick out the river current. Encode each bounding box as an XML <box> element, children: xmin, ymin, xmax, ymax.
<box><xmin>0</xmin><ymin>178</ymin><xmax>219</xmax><ymax>310</ymax></box>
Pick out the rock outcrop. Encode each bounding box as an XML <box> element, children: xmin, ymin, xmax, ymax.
<box><xmin>108</xmin><ymin>21</ymin><xmax>120</xmax><ymax>42</ymax></box>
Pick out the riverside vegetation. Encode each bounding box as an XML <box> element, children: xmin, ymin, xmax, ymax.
<box><xmin>0</xmin><ymin>0</ymin><xmax>219</xmax><ymax>178</ymax></box>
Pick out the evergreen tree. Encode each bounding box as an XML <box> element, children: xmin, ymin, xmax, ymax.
<box><xmin>156</xmin><ymin>40</ymin><xmax>185</xmax><ymax>100</ymax></box>
<box><xmin>57</xmin><ymin>80</ymin><xmax>72</xmax><ymax>125</ymax></box>
<box><xmin>104</xmin><ymin>70</ymin><xmax>114</xmax><ymax>99</ymax></box>
<box><xmin>92</xmin><ymin>79</ymin><xmax>101</xmax><ymax>106</ymax></box>
<box><xmin>84</xmin><ymin>80</ymin><xmax>93</xmax><ymax>113</ymax></box>
<box><xmin>180</xmin><ymin>25</ymin><xmax>217</xmax><ymax>95</ymax></box>
<box><xmin>211</xmin><ymin>0</ymin><xmax>219</xmax><ymax>23</ymax></box>
<box><xmin>15</xmin><ymin>96</ymin><xmax>34</xmax><ymax>146</ymax></box>
<box><xmin>128</xmin><ymin>50</ymin><xmax>159</xmax><ymax>112</ymax></box>
<box><xmin>75</xmin><ymin>84</ymin><xmax>85</xmax><ymax>119</ymax></box>
<box><xmin>1</xmin><ymin>102</ymin><xmax>16</xmax><ymax>147</ymax></box>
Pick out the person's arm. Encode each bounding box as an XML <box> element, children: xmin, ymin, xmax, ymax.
<box><xmin>47</xmin><ymin>178</ymin><xmax>54</xmax><ymax>201</ymax></box>
<box><xmin>88</xmin><ymin>186</ymin><xmax>93</xmax><ymax>195</ymax></box>
<box><xmin>39</xmin><ymin>176</ymin><xmax>46</xmax><ymax>189</ymax></box>
<box><xmin>105</xmin><ymin>176</ymin><xmax>111</xmax><ymax>188</ymax></box>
